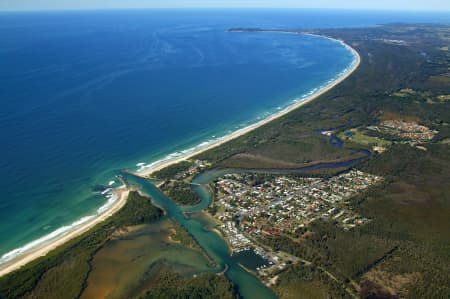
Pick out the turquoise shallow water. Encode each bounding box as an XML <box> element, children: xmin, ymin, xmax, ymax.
<box><xmin>0</xmin><ymin>9</ymin><xmax>446</xmax><ymax>263</ymax></box>
<box><xmin>124</xmin><ymin>173</ymin><xmax>277</xmax><ymax>299</ymax></box>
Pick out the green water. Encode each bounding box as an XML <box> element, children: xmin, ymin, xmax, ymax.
<box><xmin>232</xmin><ymin>250</ymin><xmax>271</xmax><ymax>271</ymax></box>
<box><xmin>124</xmin><ymin>173</ymin><xmax>277</xmax><ymax>299</ymax></box>
<box><xmin>82</xmin><ymin>219</ymin><xmax>213</xmax><ymax>299</ymax></box>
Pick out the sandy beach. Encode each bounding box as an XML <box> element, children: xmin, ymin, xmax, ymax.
<box><xmin>135</xmin><ymin>34</ymin><xmax>361</xmax><ymax>178</ymax></box>
<box><xmin>0</xmin><ymin>187</ymin><xmax>130</xmax><ymax>277</ymax></box>
<box><xmin>0</xmin><ymin>33</ymin><xmax>360</xmax><ymax>279</ymax></box>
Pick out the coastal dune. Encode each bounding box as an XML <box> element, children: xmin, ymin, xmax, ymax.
<box><xmin>0</xmin><ymin>33</ymin><xmax>360</xmax><ymax>278</ymax></box>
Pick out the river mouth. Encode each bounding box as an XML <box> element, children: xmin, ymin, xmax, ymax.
<box><xmin>123</xmin><ymin>173</ymin><xmax>278</xmax><ymax>299</ymax></box>
<box><xmin>120</xmin><ymin>143</ymin><xmax>370</xmax><ymax>299</ymax></box>
<box><xmin>0</xmin><ymin>11</ymin><xmax>357</xmax><ymax>262</ymax></box>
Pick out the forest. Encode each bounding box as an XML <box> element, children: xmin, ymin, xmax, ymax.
<box><xmin>204</xmin><ymin>24</ymin><xmax>449</xmax><ymax>298</ymax></box>
<box><xmin>138</xmin><ymin>268</ymin><xmax>239</xmax><ymax>299</ymax></box>
<box><xmin>160</xmin><ymin>180</ymin><xmax>201</xmax><ymax>205</ymax></box>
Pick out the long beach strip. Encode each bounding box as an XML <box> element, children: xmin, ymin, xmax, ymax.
<box><xmin>0</xmin><ymin>188</ymin><xmax>130</xmax><ymax>277</ymax></box>
<box><xmin>0</xmin><ymin>33</ymin><xmax>360</xmax><ymax>277</ymax></box>
<box><xmin>136</xmin><ymin>33</ymin><xmax>361</xmax><ymax>178</ymax></box>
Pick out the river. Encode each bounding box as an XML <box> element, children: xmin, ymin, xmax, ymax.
<box><xmin>122</xmin><ymin>140</ymin><xmax>371</xmax><ymax>298</ymax></box>
<box><xmin>124</xmin><ymin>173</ymin><xmax>278</xmax><ymax>299</ymax></box>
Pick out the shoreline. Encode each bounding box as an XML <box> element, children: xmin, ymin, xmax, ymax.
<box><xmin>0</xmin><ymin>32</ymin><xmax>360</xmax><ymax>279</ymax></box>
<box><xmin>0</xmin><ymin>187</ymin><xmax>130</xmax><ymax>277</ymax></box>
<box><xmin>135</xmin><ymin>33</ymin><xmax>361</xmax><ymax>178</ymax></box>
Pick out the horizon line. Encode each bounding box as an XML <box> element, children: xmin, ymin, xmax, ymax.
<box><xmin>1</xmin><ymin>7</ymin><xmax>450</xmax><ymax>13</ymax></box>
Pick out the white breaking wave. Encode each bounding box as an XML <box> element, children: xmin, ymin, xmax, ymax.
<box><xmin>1</xmin><ymin>32</ymin><xmax>359</xmax><ymax>268</ymax></box>
<box><xmin>134</xmin><ymin>55</ymin><xmax>358</xmax><ymax>176</ymax></box>
<box><xmin>0</xmin><ymin>190</ymin><xmax>119</xmax><ymax>264</ymax></box>
<box><xmin>0</xmin><ymin>214</ymin><xmax>95</xmax><ymax>263</ymax></box>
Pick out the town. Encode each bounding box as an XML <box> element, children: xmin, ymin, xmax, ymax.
<box><xmin>380</xmin><ymin>119</ymin><xmax>438</xmax><ymax>143</ymax></box>
<box><xmin>172</xmin><ymin>159</ymin><xmax>211</xmax><ymax>181</ymax></box>
<box><xmin>213</xmin><ymin>170</ymin><xmax>383</xmax><ymax>251</ymax></box>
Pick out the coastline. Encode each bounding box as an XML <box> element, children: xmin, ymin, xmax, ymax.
<box><xmin>0</xmin><ymin>187</ymin><xmax>130</xmax><ymax>277</ymax></box>
<box><xmin>0</xmin><ymin>33</ymin><xmax>360</xmax><ymax>279</ymax></box>
<box><xmin>135</xmin><ymin>33</ymin><xmax>361</xmax><ymax>178</ymax></box>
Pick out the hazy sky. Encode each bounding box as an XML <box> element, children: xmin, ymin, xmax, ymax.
<box><xmin>0</xmin><ymin>0</ymin><xmax>449</xmax><ymax>11</ymax></box>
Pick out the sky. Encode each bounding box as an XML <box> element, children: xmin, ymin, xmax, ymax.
<box><xmin>0</xmin><ymin>0</ymin><xmax>449</xmax><ymax>11</ymax></box>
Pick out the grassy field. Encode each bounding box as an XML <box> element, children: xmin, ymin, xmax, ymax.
<box><xmin>337</xmin><ymin>129</ymin><xmax>391</xmax><ymax>149</ymax></box>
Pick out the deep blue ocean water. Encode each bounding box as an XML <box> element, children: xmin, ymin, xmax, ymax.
<box><xmin>0</xmin><ymin>9</ymin><xmax>448</xmax><ymax>261</ymax></box>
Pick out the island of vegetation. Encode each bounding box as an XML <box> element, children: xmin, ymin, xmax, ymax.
<box><xmin>152</xmin><ymin>159</ymin><xmax>210</xmax><ymax>205</ymax></box>
<box><xmin>1</xmin><ymin>23</ymin><xmax>449</xmax><ymax>299</ymax></box>
<box><xmin>138</xmin><ymin>270</ymin><xmax>239</xmax><ymax>299</ymax></box>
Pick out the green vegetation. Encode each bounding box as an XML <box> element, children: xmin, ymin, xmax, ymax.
<box><xmin>0</xmin><ymin>191</ymin><xmax>163</xmax><ymax>299</ymax></box>
<box><xmin>160</xmin><ymin>180</ymin><xmax>200</xmax><ymax>205</ymax></box>
<box><xmin>169</xmin><ymin>221</ymin><xmax>218</xmax><ymax>271</ymax></box>
<box><xmin>112</xmin><ymin>191</ymin><xmax>164</xmax><ymax>226</ymax></box>
<box><xmin>80</xmin><ymin>218</ymin><xmax>218</xmax><ymax>299</ymax></box>
<box><xmin>392</xmin><ymin>87</ymin><xmax>450</xmax><ymax>105</ymax></box>
<box><xmin>198</xmin><ymin>24</ymin><xmax>450</xmax><ymax>298</ymax></box>
<box><xmin>274</xmin><ymin>264</ymin><xmax>352</xmax><ymax>299</ymax></box>
<box><xmin>257</xmin><ymin>144</ymin><xmax>450</xmax><ymax>298</ymax></box>
<box><xmin>1</xmin><ymin>24</ymin><xmax>449</xmax><ymax>299</ymax></box>
<box><xmin>354</xmin><ymin>144</ymin><xmax>450</xmax><ymax>298</ymax></box>
<box><xmin>195</xmin><ymin>25</ymin><xmax>449</xmax><ymax>174</ymax></box>
<box><xmin>196</xmin><ymin>124</ymin><xmax>363</xmax><ymax>170</ymax></box>
<box><xmin>138</xmin><ymin>269</ymin><xmax>239</xmax><ymax>299</ymax></box>
<box><xmin>437</xmin><ymin>94</ymin><xmax>450</xmax><ymax>102</ymax></box>
<box><xmin>152</xmin><ymin>160</ymin><xmax>194</xmax><ymax>179</ymax></box>
<box><xmin>170</xmin><ymin>221</ymin><xmax>202</xmax><ymax>251</ymax></box>
<box><xmin>260</xmin><ymin>220</ymin><xmax>396</xmax><ymax>279</ymax></box>
<box><xmin>392</xmin><ymin>88</ymin><xmax>432</xmax><ymax>101</ymax></box>
<box><xmin>149</xmin><ymin>24</ymin><xmax>450</xmax><ymax>298</ymax></box>
<box><xmin>338</xmin><ymin>129</ymin><xmax>391</xmax><ymax>149</ymax></box>
<box><xmin>392</xmin><ymin>88</ymin><xmax>419</xmax><ymax>97</ymax></box>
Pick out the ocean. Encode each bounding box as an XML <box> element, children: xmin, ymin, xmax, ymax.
<box><xmin>0</xmin><ymin>9</ymin><xmax>448</xmax><ymax>262</ymax></box>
